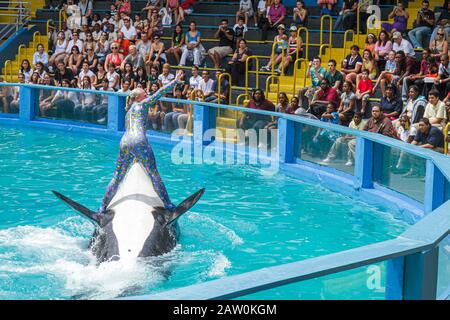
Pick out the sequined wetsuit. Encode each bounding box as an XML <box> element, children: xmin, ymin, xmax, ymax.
<box><xmin>99</xmin><ymin>80</ymin><xmax>180</xmax><ymax>212</ymax></box>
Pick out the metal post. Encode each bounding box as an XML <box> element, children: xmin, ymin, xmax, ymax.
<box><xmin>19</xmin><ymin>85</ymin><xmax>37</xmax><ymax>121</ymax></box>
<box><xmin>193</xmin><ymin>104</ymin><xmax>216</xmax><ymax>148</ymax></box>
<box><xmin>354</xmin><ymin>137</ymin><xmax>374</xmax><ymax>189</ymax></box>
<box><xmin>385</xmin><ymin>257</ymin><xmax>405</xmax><ymax>300</ymax></box>
<box><xmin>278</xmin><ymin>118</ymin><xmax>300</xmax><ymax>163</ymax></box>
<box><xmin>424</xmin><ymin>160</ymin><xmax>445</xmax><ymax>213</ymax></box>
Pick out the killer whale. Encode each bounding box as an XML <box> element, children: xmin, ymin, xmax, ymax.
<box><xmin>53</xmin><ymin>161</ymin><xmax>204</xmax><ymax>262</ymax></box>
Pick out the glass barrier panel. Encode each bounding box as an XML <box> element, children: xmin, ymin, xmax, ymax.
<box><xmin>234</xmin><ymin>262</ymin><xmax>387</xmax><ymax>300</ymax></box>
<box><xmin>445</xmin><ymin>179</ymin><xmax>450</xmax><ymax>202</ymax></box>
<box><xmin>373</xmin><ymin>145</ymin><xmax>426</xmax><ymax>203</ymax></box>
<box><xmin>298</xmin><ymin>123</ymin><xmax>355</xmax><ymax>175</ymax></box>
<box><xmin>437</xmin><ymin>235</ymin><xmax>450</xmax><ymax>299</ymax></box>
<box><xmin>0</xmin><ymin>85</ymin><xmax>20</xmax><ymax>115</ymax></box>
<box><xmin>147</xmin><ymin>98</ymin><xmax>192</xmax><ymax>135</ymax></box>
<box><xmin>35</xmin><ymin>87</ymin><xmax>108</xmax><ymax>125</ymax></box>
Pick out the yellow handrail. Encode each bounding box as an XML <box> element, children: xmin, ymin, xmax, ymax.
<box><xmin>271</xmin><ymin>41</ymin><xmax>286</xmax><ymax>76</ymax></box>
<box><xmin>356</xmin><ymin>0</ymin><xmax>371</xmax><ymax>46</ymax></box>
<box><xmin>319</xmin><ymin>44</ymin><xmax>331</xmax><ymax>65</ymax></box>
<box><xmin>265</xmin><ymin>75</ymin><xmax>280</xmax><ymax>104</ymax></box>
<box><xmin>46</xmin><ymin>19</ymin><xmax>54</xmax><ymax>36</ymax></box>
<box><xmin>445</xmin><ymin>122</ymin><xmax>450</xmax><ymax>155</ymax></box>
<box><xmin>245</xmin><ymin>55</ymin><xmax>266</xmax><ymax>97</ymax></box>
<box><xmin>18</xmin><ymin>44</ymin><xmax>26</xmax><ymax>68</ymax></box>
<box><xmin>292</xmin><ymin>58</ymin><xmax>307</xmax><ymax>97</ymax></box>
<box><xmin>217</xmin><ymin>72</ymin><xmax>232</xmax><ymax>111</ymax></box>
<box><xmin>344</xmin><ymin>29</ymin><xmax>355</xmax><ymax>55</ymax></box>
<box><xmin>59</xmin><ymin>8</ymin><xmax>66</xmax><ymax>31</ymax></box>
<box><xmin>186</xmin><ymin>89</ymin><xmax>205</xmax><ymax>134</ymax></box>
<box><xmin>319</xmin><ymin>15</ymin><xmax>333</xmax><ymax>51</ymax></box>
<box><xmin>296</xmin><ymin>27</ymin><xmax>308</xmax><ymax>61</ymax></box>
<box><xmin>4</xmin><ymin>60</ymin><xmax>11</xmax><ymax>82</ymax></box>
<box><xmin>235</xmin><ymin>93</ymin><xmax>250</xmax><ymax>106</ymax></box>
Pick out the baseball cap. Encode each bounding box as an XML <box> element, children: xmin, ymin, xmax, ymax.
<box><xmin>290</xmin><ymin>25</ymin><xmax>297</xmax><ymax>32</ymax></box>
<box><xmin>277</xmin><ymin>24</ymin><xmax>285</xmax><ymax>30</ymax></box>
<box><xmin>392</xmin><ymin>31</ymin><xmax>401</xmax><ymax>39</ymax></box>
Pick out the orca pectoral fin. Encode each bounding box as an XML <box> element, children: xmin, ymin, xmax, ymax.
<box><xmin>165</xmin><ymin>188</ymin><xmax>205</xmax><ymax>226</ymax></box>
<box><xmin>52</xmin><ymin>190</ymin><xmax>101</xmax><ymax>226</ymax></box>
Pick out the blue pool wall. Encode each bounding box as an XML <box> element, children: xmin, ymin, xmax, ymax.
<box><xmin>0</xmin><ymin>83</ymin><xmax>449</xmax><ymax>300</ymax></box>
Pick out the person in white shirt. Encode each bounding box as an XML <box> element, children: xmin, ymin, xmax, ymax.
<box><xmin>78</xmin><ymin>60</ymin><xmax>97</xmax><ymax>88</ymax></box>
<box><xmin>392</xmin><ymin>31</ymin><xmax>415</xmax><ymax>57</ymax></box>
<box><xmin>188</xmin><ymin>65</ymin><xmax>202</xmax><ymax>91</ymax></box>
<box><xmin>94</xmin><ymin>79</ymin><xmax>113</xmax><ymax>124</ymax></box>
<box><xmin>118</xmin><ymin>79</ymin><xmax>132</xmax><ymax>94</ymax></box>
<box><xmin>198</xmin><ymin>70</ymin><xmax>215</xmax><ymax>100</ymax></box>
<box><xmin>33</xmin><ymin>44</ymin><xmax>49</xmax><ymax>68</ymax></box>
<box><xmin>75</xmin><ymin>75</ymin><xmax>97</xmax><ymax>121</ymax></box>
<box><xmin>65</xmin><ymin>32</ymin><xmax>84</xmax><ymax>56</ymax></box>
<box><xmin>158</xmin><ymin>64</ymin><xmax>175</xmax><ymax>87</ymax></box>
<box><xmin>106</xmin><ymin>63</ymin><xmax>120</xmax><ymax>91</ymax></box>
<box><xmin>120</xmin><ymin>17</ymin><xmax>137</xmax><ymax>41</ymax></box>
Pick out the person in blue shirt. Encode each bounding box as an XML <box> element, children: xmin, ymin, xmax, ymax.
<box><xmin>412</xmin><ymin>117</ymin><xmax>445</xmax><ymax>153</ymax></box>
<box><xmin>380</xmin><ymin>84</ymin><xmax>403</xmax><ymax>121</ymax></box>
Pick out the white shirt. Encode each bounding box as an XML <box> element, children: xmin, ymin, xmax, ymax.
<box><xmin>393</xmin><ymin>39</ymin><xmax>415</xmax><ymax>57</ymax></box>
<box><xmin>158</xmin><ymin>73</ymin><xmax>175</xmax><ymax>86</ymax></box>
<box><xmin>78</xmin><ymin>69</ymin><xmax>95</xmax><ymax>84</ymax></box>
<box><xmin>120</xmin><ymin>25</ymin><xmax>137</xmax><ymax>40</ymax></box>
<box><xmin>257</xmin><ymin>0</ymin><xmax>266</xmax><ymax>13</ymax></box>
<box><xmin>81</xmin><ymin>86</ymin><xmax>96</xmax><ymax>106</ymax></box>
<box><xmin>107</xmin><ymin>71</ymin><xmax>120</xmax><ymax>90</ymax></box>
<box><xmin>198</xmin><ymin>78</ymin><xmax>214</xmax><ymax>95</ymax></box>
<box><xmin>33</xmin><ymin>51</ymin><xmax>49</xmax><ymax>66</ymax></box>
<box><xmin>189</xmin><ymin>75</ymin><xmax>202</xmax><ymax>89</ymax></box>
<box><xmin>99</xmin><ymin>87</ymin><xmax>113</xmax><ymax>104</ymax></box>
<box><xmin>397</xmin><ymin>126</ymin><xmax>417</xmax><ymax>142</ymax></box>
<box><xmin>66</xmin><ymin>39</ymin><xmax>84</xmax><ymax>53</ymax></box>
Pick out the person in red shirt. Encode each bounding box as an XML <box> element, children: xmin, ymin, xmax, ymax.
<box><xmin>115</xmin><ymin>31</ymin><xmax>131</xmax><ymax>57</ymax></box>
<box><xmin>356</xmin><ymin>69</ymin><xmax>373</xmax><ymax>115</ymax></box>
<box><xmin>308</xmin><ymin>78</ymin><xmax>340</xmax><ymax>118</ymax></box>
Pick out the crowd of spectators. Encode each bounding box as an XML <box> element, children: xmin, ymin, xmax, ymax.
<box><xmin>2</xmin><ymin>0</ymin><xmax>449</xmax><ymax>156</ymax></box>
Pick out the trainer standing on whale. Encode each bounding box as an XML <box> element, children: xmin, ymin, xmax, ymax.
<box><xmin>98</xmin><ymin>70</ymin><xmax>185</xmax><ymax>214</ymax></box>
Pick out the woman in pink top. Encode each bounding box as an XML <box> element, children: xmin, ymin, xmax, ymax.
<box><xmin>374</xmin><ymin>30</ymin><xmax>393</xmax><ymax>71</ymax></box>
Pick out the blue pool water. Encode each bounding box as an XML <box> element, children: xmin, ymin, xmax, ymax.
<box><xmin>0</xmin><ymin>125</ymin><xmax>411</xmax><ymax>300</ymax></box>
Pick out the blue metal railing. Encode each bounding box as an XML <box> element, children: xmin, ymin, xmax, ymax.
<box><xmin>0</xmin><ymin>82</ymin><xmax>448</xmax><ymax>300</ymax></box>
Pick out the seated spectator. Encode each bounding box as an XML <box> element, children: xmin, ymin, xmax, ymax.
<box><xmin>147</xmin><ymin>82</ymin><xmax>163</xmax><ymax>130</ymax></box>
<box><xmin>236</xmin><ymin>0</ymin><xmax>256</xmax><ymax>26</ymax></box>
<box><xmin>208</xmin><ymin>70</ymin><xmax>230</xmax><ymax>104</ymax></box>
<box><xmin>94</xmin><ymin>63</ymin><xmax>107</xmax><ymax>89</ymax></box>
<box><xmin>106</xmin><ymin>63</ymin><xmax>121</xmax><ymax>91</ymax></box>
<box><xmin>173</xmin><ymin>69</ymin><xmax>189</xmax><ymax>98</ymax></box>
<box><xmin>34</xmin><ymin>62</ymin><xmax>48</xmax><ymax>82</ymax></box>
<box><xmin>308</xmin><ymin>78</ymin><xmax>340</xmax><ymax>118</ymax></box>
<box><xmin>382</xmin><ymin>3</ymin><xmax>409</xmax><ymax>34</ymax></box>
<box><xmin>135</xmin><ymin>66</ymin><xmax>148</xmax><ymax>89</ymax></box>
<box><xmin>392</xmin><ymin>32</ymin><xmax>415</xmax><ymax>57</ymax></box>
<box><xmin>198</xmin><ymin>70</ymin><xmax>215</xmax><ymax>102</ymax></box>
<box><xmin>233</xmin><ymin>16</ymin><xmax>248</xmax><ymax>44</ymax></box>
<box><xmin>84</xmin><ymin>44</ymin><xmax>98</xmax><ymax>73</ymax></box>
<box><xmin>20</xmin><ymin>59</ymin><xmax>33</xmax><ymax>83</ymax></box>
<box><xmin>122</xmin><ymin>44</ymin><xmax>145</xmax><ymax>72</ymax></box>
<box><xmin>397</xmin><ymin>51</ymin><xmax>421</xmax><ymax>93</ymax></box>
<box><xmin>121</xmin><ymin>62</ymin><xmax>136</xmax><ymax>89</ymax></box>
<box><xmin>29</xmin><ymin>72</ymin><xmax>41</xmax><ymax>85</ymax></box>
<box><xmin>256</xmin><ymin>0</ymin><xmax>269</xmax><ymax>28</ymax></box>
<box><xmin>9</xmin><ymin>73</ymin><xmax>25</xmax><ymax>113</ymax></box>
<box><xmin>423</xmin><ymin>90</ymin><xmax>447</xmax><ymax>129</ymax></box>
<box><xmin>167</xmin><ymin>0</ymin><xmax>184</xmax><ymax>25</ymax></box>
<box><xmin>334</xmin><ymin>0</ymin><xmax>357</xmax><ymax>30</ymax></box>
<box><xmin>430</xmin><ymin>0</ymin><xmax>450</xmax><ymax>42</ymax></box>
<box><xmin>166</xmin><ymin>24</ymin><xmax>184</xmax><ymax>65</ymax></box>
<box><xmin>342</xmin><ymin>0</ymin><xmax>370</xmax><ymax>34</ymax></box>
<box><xmin>287</xmin><ymin>96</ymin><xmax>300</xmax><ymax>114</ymax></box>
<box><xmin>54</xmin><ymin>61</ymin><xmax>75</xmax><ymax>86</ymax></box>
<box><xmin>164</xmin><ymin>87</ymin><xmax>187</xmax><ymax>132</ymax></box>
<box><xmin>412</xmin><ymin>117</ymin><xmax>445</xmax><ymax>153</ymax></box>
<box><xmin>38</xmin><ymin>74</ymin><xmax>56</xmax><ymax>116</ymax></box>
<box><xmin>293</xmin><ymin>0</ymin><xmax>308</xmax><ymax>28</ymax></box>
<box><xmin>64</xmin><ymin>32</ymin><xmax>83</xmax><ymax>65</ymax></box>
<box><xmin>158</xmin><ymin>63</ymin><xmax>175</xmax><ymax>87</ymax></box>
<box><xmin>208</xmin><ymin>19</ymin><xmax>235</xmax><ymax>69</ymax></box>
<box><xmin>355</xmin><ymin>69</ymin><xmax>373</xmax><ymax>116</ymax></box>
<box><xmin>373</xmin><ymin>50</ymin><xmax>396</xmax><ymax>95</ymax></box>
<box><xmin>67</xmin><ymin>45</ymin><xmax>84</xmax><ymax>75</ymax></box>
<box><xmin>322</xmin><ymin>112</ymin><xmax>365</xmax><ymax>166</ymax></box>
<box><xmin>78</xmin><ymin>0</ymin><xmax>93</xmax><ymax>25</ymax></box>
<box><xmin>78</xmin><ymin>60</ymin><xmax>97</xmax><ymax>88</ymax></box>
<box><xmin>398</xmin><ymin>85</ymin><xmax>427</xmax><ymax>128</ymax></box>
<box><xmin>33</xmin><ymin>44</ymin><xmax>49</xmax><ymax>69</ymax></box>
<box><xmin>142</xmin><ymin>0</ymin><xmax>161</xmax><ymax>20</ymax></box>
<box><xmin>118</xmin><ymin>79</ymin><xmax>132</xmax><ymax>94</ymax></box>
<box><xmin>226</xmin><ymin>39</ymin><xmax>251</xmax><ymax>87</ymax></box>
<box><xmin>429</xmin><ymin>27</ymin><xmax>449</xmax><ymax>62</ymax></box>
<box><xmin>120</xmin><ymin>16</ymin><xmax>137</xmax><ymax>42</ymax></box>
<box><xmin>394</xmin><ymin>114</ymin><xmax>418</xmax><ymax>171</ymax></box>
<box><xmin>92</xmin><ymin>23</ymin><xmax>102</xmax><ymax>41</ymax></box>
<box><xmin>236</xmin><ymin>89</ymin><xmax>275</xmax><ymax>142</ymax></box>
<box><xmin>285</xmin><ymin>25</ymin><xmax>303</xmax><ymax>66</ymax></box>
<box><xmin>49</xmin><ymin>32</ymin><xmax>68</xmax><ymax>71</ymax></box>
<box><xmin>325</xmin><ymin>59</ymin><xmax>344</xmax><ymax>93</ymax></box>
<box><xmin>95</xmin><ymin>32</ymin><xmax>111</xmax><ymax>65</ymax></box>
<box><xmin>261</xmin><ymin>0</ymin><xmax>286</xmax><ymax>41</ymax></box>
<box><xmin>357</xmin><ymin>49</ymin><xmax>377</xmax><ymax>83</ymax></box>
<box><xmin>318</xmin><ymin>0</ymin><xmax>335</xmax><ymax>15</ymax></box>
<box><xmin>298</xmin><ymin>56</ymin><xmax>326</xmax><ymax>109</ymax></box>
<box><xmin>148</xmin><ymin>8</ymin><xmax>163</xmax><ymax>39</ymax></box>
<box><xmin>105</xmin><ymin>43</ymin><xmax>124</xmax><ymax>73</ymax></box>
<box><xmin>341</xmin><ymin>45</ymin><xmax>363</xmax><ymax>84</ymax></box>
<box><xmin>401</xmin><ymin>49</ymin><xmax>433</xmax><ymax>98</ymax></box>
<box><xmin>374</xmin><ymin>30</ymin><xmax>393</xmax><ymax>71</ymax></box>
<box><xmin>118</xmin><ymin>0</ymin><xmax>132</xmax><ymax>16</ymax></box>
<box><xmin>115</xmin><ymin>31</ymin><xmax>131</xmax><ymax>57</ymax></box>
<box><xmin>433</xmin><ymin>53</ymin><xmax>450</xmax><ymax>98</ymax></box>
<box><xmin>94</xmin><ymin>79</ymin><xmax>113</xmax><ymax>124</ymax></box>
<box><xmin>260</xmin><ymin>24</ymin><xmax>288</xmax><ymax>73</ymax></box>
<box><xmin>188</xmin><ymin>65</ymin><xmax>202</xmax><ymax>93</ymax></box>
<box><xmin>379</xmin><ymin>84</ymin><xmax>403</xmax><ymax>121</ymax></box>
<box><xmin>362</xmin><ymin>104</ymin><xmax>397</xmax><ymax>138</ymax></box>
<box><xmin>338</xmin><ymin>80</ymin><xmax>357</xmax><ymax>125</ymax></box>
<box><xmin>147</xmin><ymin>65</ymin><xmax>160</xmax><ymax>92</ymax></box>
<box><xmin>83</xmin><ymin>32</ymin><xmax>96</xmax><ymax>55</ymax></box>
<box><xmin>364</xmin><ymin>33</ymin><xmax>377</xmax><ymax>55</ymax></box>
<box><xmin>179</xmin><ymin>21</ymin><xmax>204</xmax><ymax>67</ymax></box>
<box><xmin>408</xmin><ymin>0</ymin><xmax>435</xmax><ymax>50</ymax></box>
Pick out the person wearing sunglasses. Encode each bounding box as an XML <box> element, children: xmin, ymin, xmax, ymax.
<box><xmin>429</xmin><ymin>27</ymin><xmax>449</xmax><ymax>62</ymax></box>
